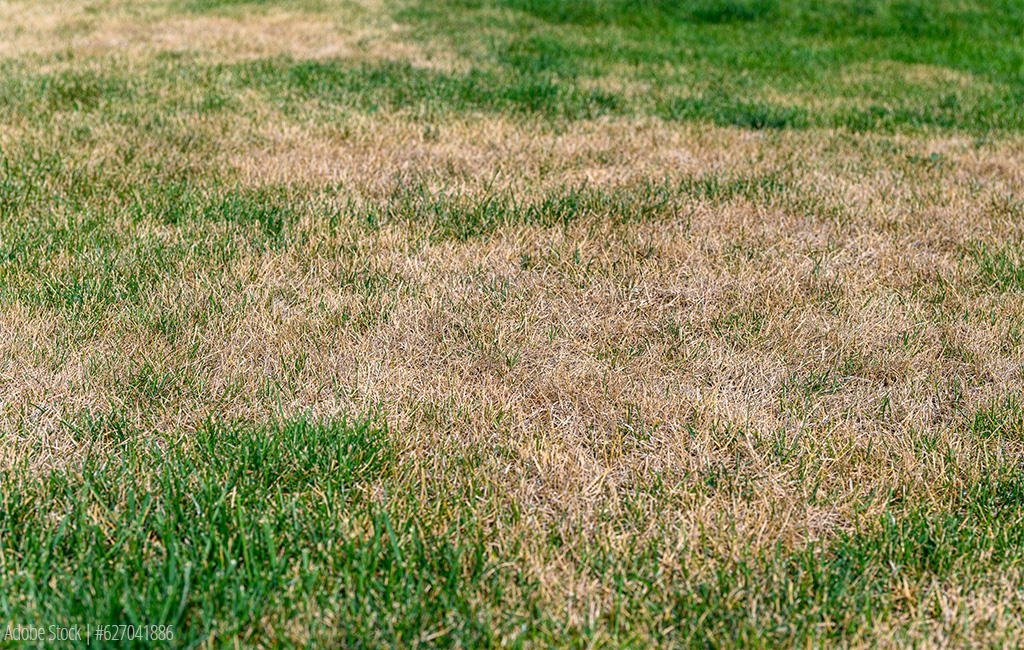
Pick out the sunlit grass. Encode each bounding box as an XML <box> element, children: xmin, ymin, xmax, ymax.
<box><xmin>3</xmin><ymin>0</ymin><xmax>1024</xmax><ymax>647</ymax></box>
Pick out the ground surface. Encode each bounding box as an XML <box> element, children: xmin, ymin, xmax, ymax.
<box><xmin>2</xmin><ymin>0</ymin><xmax>1024</xmax><ymax>647</ymax></box>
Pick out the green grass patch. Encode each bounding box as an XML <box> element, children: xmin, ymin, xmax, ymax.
<box><xmin>403</xmin><ymin>0</ymin><xmax>1024</xmax><ymax>133</ymax></box>
<box><xmin>967</xmin><ymin>241</ymin><xmax>1024</xmax><ymax>292</ymax></box>
<box><xmin>0</xmin><ymin>415</ymin><xmax>535</xmax><ymax>648</ymax></box>
<box><xmin>237</xmin><ymin>57</ymin><xmax>622</xmax><ymax>120</ymax></box>
<box><xmin>0</xmin><ymin>145</ymin><xmax>310</xmax><ymax>317</ymax></box>
<box><xmin>659</xmin><ymin>93</ymin><xmax>809</xmax><ymax>129</ymax></box>
<box><xmin>492</xmin><ymin>0</ymin><xmax>779</xmax><ymax>28</ymax></box>
<box><xmin>358</xmin><ymin>172</ymin><xmax>842</xmax><ymax>241</ymax></box>
<box><xmin>180</xmin><ymin>0</ymin><xmax>327</xmax><ymax>13</ymax></box>
<box><xmin>968</xmin><ymin>395</ymin><xmax>1024</xmax><ymax>440</ymax></box>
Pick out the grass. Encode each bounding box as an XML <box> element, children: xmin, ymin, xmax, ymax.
<box><xmin>403</xmin><ymin>0</ymin><xmax>1024</xmax><ymax>133</ymax></box>
<box><xmin>0</xmin><ymin>415</ymin><xmax>523</xmax><ymax>648</ymax></box>
<box><xmin>968</xmin><ymin>240</ymin><xmax>1024</xmax><ymax>292</ymax></box>
<box><xmin>2</xmin><ymin>0</ymin><xmax>1024</xmax><ymax>647</ymax></box>
<box><xmin>4</xmin><ymin>414</ymin><xmax>1024</xmax><ymax>647</ymax></box>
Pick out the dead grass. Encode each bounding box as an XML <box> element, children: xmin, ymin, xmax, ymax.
<box><xmin>0</xmin><ymin>0</ymin><xmax>448</xmax><ymax>63</ymax></box>
<box><xmin>3</xmin><ymin>1</ymin><xmax>1024</xmax><ymax>646</ymax></box>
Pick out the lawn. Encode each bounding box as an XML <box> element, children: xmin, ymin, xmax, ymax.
<box><xmin>2</xmin><ymin>0</ymin><xmax>1024</xmax><ymax>647</ymax></box>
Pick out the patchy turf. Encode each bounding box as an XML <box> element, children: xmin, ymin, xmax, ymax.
<box><xmin>2</xmin><ymin>0</ymin><xmax>1024</xmax><ymax>648</ymax></box>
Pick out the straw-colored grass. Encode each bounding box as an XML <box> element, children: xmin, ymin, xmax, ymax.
<box><xmin>2</xmin><ymin>0</ymin><xmax>1024</xmax><ymax>647</ymax></box>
